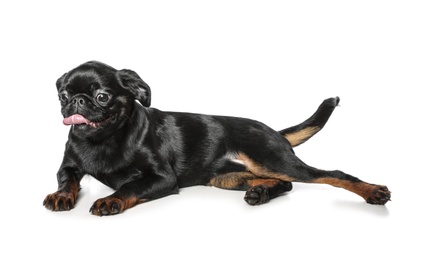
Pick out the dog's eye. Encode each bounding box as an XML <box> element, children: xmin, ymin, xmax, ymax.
<box><xmin>96</xmin><ymin>93</ymin><xmax>110</xmax><ymax>104</ymax></box>
<box><xmin>59</xmin><ymin>93</ymin><xmax>68</xmax><ymax>103</ymax></box>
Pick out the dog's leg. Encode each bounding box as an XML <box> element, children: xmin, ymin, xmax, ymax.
<box><xmin>208</xmin><ymin>171</ymin><xmax>256</xmax><ymax>190</ymax></box>
<box><xmin>43</xmin><ymin>181</ymin><xmax>80</xmax><ymax>211</ymax></box>
<box><xmin>208</xmin><ymin>172</ymin><xmax>293</xmax><ymax>205</ymax></box>
<box><xmin>236</xmin><ymin>153</ymin><xmax>391</xmax><ymax>205</ymax></box>
<box><xmin>89</xmin><ymin>192</ymin><xmax>143</xmax><ymax>216</ymax></box>
<box><xmin>307</xmin><ymin>172</ymin><xmax>391</xmax><ymax>205</ymax></box>
<box><xmin>244</xmin><ymin>179</ymin><xmax>293</xmax><ymax>205</ymax></box>
<box><xmin>90</xmin><ymin>173</ymin><xmax>178</xmax><ymax>216</ymax></box>
<box><xmin>43</xmin><ymin>168</ymin><xmax>83</xmax><ymax>211</ymax></box>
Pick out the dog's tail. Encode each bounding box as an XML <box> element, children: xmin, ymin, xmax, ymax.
<box><xmin>279</xmin><ymin>97</ymin><xmax>340</xmax><ymax>147</ymax></box>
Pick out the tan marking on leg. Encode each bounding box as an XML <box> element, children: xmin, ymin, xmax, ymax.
<box><xmin>247</xmin><ymin>179</ymin><xmax>282</xmax><ymax>188</ymax></box>
<box><xmin>311</xmin><ymin>178</ymin><xmax>376</xmax><ymax>201</ymax></box>
<box><xmin>208</xmin><ymin>172</ymin><xmax>256</xmax><ymax>189</ymax></box>
<box><xmin>90</xmin><ymin>195</ymin><xmax>141</xmax><ymax>216</ymax></box>
<box><xmin>284</xmin><ymin>126</ymin><xmax>320</xmax><ymax>146</ymax></box>
<box><xmin>122</xmin><ymin>195</ymin><xmax>141</xmax><ymax>210</ymax></box>
<box><xmin>236</xmin><ymin>153</ymin><xmax>295</xmax><ymax>182</ymax></box>
<box><xmin>43</xmin><ymin>181</ymin><xmax>80</xmax><ymax>211</ymax></box>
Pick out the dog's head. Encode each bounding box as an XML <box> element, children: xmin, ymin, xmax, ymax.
<box><xmin>56</xmin><ymin>61</ymin><xmax>151</xmax><ymax>138</ymax></box>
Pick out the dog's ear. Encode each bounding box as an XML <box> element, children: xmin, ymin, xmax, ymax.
<box><xmin>116</xmin><ymin>69</ymin><xmax>151</xmax><ymax>107</ymax></box>
<box><xmin>56</xmin><ymin>73</ymin><xmax>67</xmax><ymax>91</ymax></box>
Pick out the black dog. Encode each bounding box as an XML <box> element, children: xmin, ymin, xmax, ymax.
<box><xmin>43</xmin><ymin>61</ymin><xmax>391</xmax><ymax>216</ymax></box>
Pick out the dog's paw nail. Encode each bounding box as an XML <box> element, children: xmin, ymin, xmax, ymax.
<box><xmin>44</xmin><ymin>191</ymin><xmax>77</xmax><ymax>211</ymax></box>
<box><xmin>366</xmin><ymin>185</ymin><xmax>391</xmax><ymax>205</ymax></box>
<box><xmin>111</xmin><ymin>203</ymin><xmax>120</xmax><ymax>214</ymax></box>
<box><xmin>90</xmin><ymin>197</ymin><xmax>128</xmax><ymax>216</ymax></box>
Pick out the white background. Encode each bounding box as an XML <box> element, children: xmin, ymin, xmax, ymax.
<box><xmin>1</xmin><ymin>1</ymin><xmax>434</xmax><ymax>259</ymax></box>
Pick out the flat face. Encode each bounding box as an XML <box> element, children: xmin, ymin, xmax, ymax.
<box><xmin>56</xmin><ymin>62</ymin><xmax>132</xmax><ymax>138</ymax></box>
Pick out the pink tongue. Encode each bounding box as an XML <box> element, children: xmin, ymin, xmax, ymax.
<box><xmin>63</xmin><ymin>114</ymin><xmax>90</xmax><ymax>126</ymax></box>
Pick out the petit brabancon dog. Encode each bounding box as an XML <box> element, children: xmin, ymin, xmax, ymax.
<box><xmin>43</xmin><ymin>61</ymin><xmax>391</xmax><ymax>216</ymax></box>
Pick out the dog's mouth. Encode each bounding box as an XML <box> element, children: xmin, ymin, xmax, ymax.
<box><xmin>63</xmin><ymin>114</ymin><xmax>114</xmax><ymax>128</ymax></box>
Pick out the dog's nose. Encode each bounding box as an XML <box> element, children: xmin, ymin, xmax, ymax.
<box><xmin>72</xmin><ymin>96</ymin><xmax>86</xmax><ymax>107</ymax></box>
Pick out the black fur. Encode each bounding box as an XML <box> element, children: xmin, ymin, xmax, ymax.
<box><xmin>43</xmin><ymin>61</ymin><xmax>390</xmax><ymax>216</ymax></box>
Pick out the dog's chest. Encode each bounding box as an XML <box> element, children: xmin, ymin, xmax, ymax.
<box><xmin>75</xmin><ymin>142</ymin><xmax>134</xmax><ymax>175</ymax></box>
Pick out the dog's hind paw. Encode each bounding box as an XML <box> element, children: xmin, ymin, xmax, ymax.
<box><xmin>244</xmin><ymin>185</ymin><xmax>270</xmax><ymax>205</ymax></box>
<box><xmin>366</xmin><ymin>185</ymin><xmax>391</xmax><ymax>205</ymax></box>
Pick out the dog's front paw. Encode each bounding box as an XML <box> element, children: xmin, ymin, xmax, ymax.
<box><xmin>244</xmin><ymin>185</ymin><xmax>270</xmax><ymax>205</ymax></box>
<box><xmin>43</xmin><ymin>191</ymin><xmax>77</xmax><ymax>211</ymax></box>
<box><xmin>90</xmin><ymin>196</ymin><xmax>124</xmax><ymax>216</ymax></box>
<box><xmin>366</xmin><ymin>185</ymin><xmax>391</xmax><ymax>205</ymax></box>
